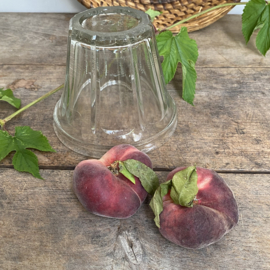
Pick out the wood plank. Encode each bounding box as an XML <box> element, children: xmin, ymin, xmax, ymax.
<box><xmin>1</xmin><ymin>65</ymin><xmax>270</xmax><ymax>171</ymax></box>
<box><xmin>192</xmin><ymin>15</ymin><xmax>270</xmax><ymax>67</ymax></box>
<box><xmin>0</xmin><ymin>13</ymin><xmax>270</xmax><ymax>67</ymax></box>
<box><xmin>0</xmin><ymin>169</ymin><xmax>269</xmax><ymax>269</ymax></box>
<box><xmin>0</xmin><ymin>13</ymin><xmax>71</xmax><ymax>66</ymax></box>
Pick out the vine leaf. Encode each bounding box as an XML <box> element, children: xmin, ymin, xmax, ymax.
<box><xmin>242</xmin><ymin>0</ymin><xmax>270</xmax><ymax>56</ymax></box>
<box><xmin>156</xmin><ymin>27</ymin><xmax>198</xmax><ymax>105</ymax></box>
<box><xmin>256</xmin><ymin>5</ymin><xmax>270</xmax><ymax>56</ymax></box>
<box><xmin>0</xmin><ymin>126</ymin><xmax>55</xmax><ymax>179</ymax></box>
<box><xmin>145</xmin><ymin>9</ymin><xmax>161</xmax><ymax>22</ymax></box>
<box><xmin>0</xmin><ymin>88</ymin><xmax>21</xmax><ymax>109</ymax></box>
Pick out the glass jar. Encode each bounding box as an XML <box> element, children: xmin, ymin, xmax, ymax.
<box><xmin>53</xmin><ymin>6</ymin><xmax>177</xmax><ymax>157</ymax></box>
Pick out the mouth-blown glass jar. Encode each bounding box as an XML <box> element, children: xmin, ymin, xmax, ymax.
<box><xmin>53</xmin><ymin>6</ymin><xmax>177</xmax><ymax>157</ymax></box>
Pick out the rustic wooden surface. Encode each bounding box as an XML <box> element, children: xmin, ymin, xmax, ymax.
<box><xmin>0</xmin><ymin>170</ymin><xmax>269</xmax><ymax>270</ymax></box>
<box><xmin>1</xmin><ymin>65</ymin><xmax>270</xmax><ymax>171</ymax></box>
<box><xmin>1</xmin><ymin>14</ymin><xmax>270</xmax><ymax>171</ymax></box>
<box><xmin>0</xmin><ymin>13</ymin><xmax>270</xmax><ymax>269</ymax></box>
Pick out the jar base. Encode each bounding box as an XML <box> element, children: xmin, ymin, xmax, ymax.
<box><xmin>53</xmin><ymin>99</ymin><xmax>177</xmax><ymax>158</ymax></box>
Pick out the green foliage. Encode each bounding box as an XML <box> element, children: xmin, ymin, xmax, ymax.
<box><xmin>149</xmin><ymin>180</ymin><xmax>172</xmax><ymax>228</ymax></box>
<box><xmin>145</xmin><ymin>9</ymin><xmax>161</xmax><ymax>22</ymax></box>
<box><xmin>170</xmin><ymin>166</ymin><xmax>198</xmax><ymax>207</ymax></box>
<box><xmin>149</xmin><ymin>1</ymin><xmax>270</xmax><ymax>106</ymax></box>
<box><xmin>119</xmin><ymin>161</ymin><xmax>136</xmax><ymax>184</ymax></box>
<box><xmin>156</xmin><ymin>28</ymin><xmax>198</xmax><ymax>105</ymax></box>
<box><xmin>256</xmin><ymin>5</ymin><xmax>270</xmax><ymax>56</ymax></box>
<box><xmin>0</xmin><ymin>126</ymin><xmax>55</xmax><ymax>179</ymax></box>
<box><xmin>0</xmin><ymin>88</ymin><xmax>21</xmax><ymax>109</ymax></box>
<box><xmin>242</xmin><ymin>0</ymin><xmax>270</xmax><ymax>56</ymax></box>
<box><xmin>121</xmin><ymin>159</ymin><xmax>159</xmax><ymax>195</ymax></box>
<box><xmin>149</xmin><ymin>166</ymin><xmax>198</xmax><ymax>228</ymax></box>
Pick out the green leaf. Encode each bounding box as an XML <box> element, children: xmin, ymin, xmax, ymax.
<box><xmin>150</xmin><ymin>166</ymin><xmax>199</xmax><ymax>228</ymax></box>
<box><xmin>145</xmin><ymin>9</ymin><xmax>161</xmax><ymax>22</ymax></box>
<box><xmin>149</xmin><ymin>180</ymin><xmax>172</xmax><ymax>228</ymax></box>
<box><xmin>0</xmin><ymin>88</ymin><xmax>21</xmax><ymax>109</ymax></box>
<box><xmin>242</xmin><ymin>0</ymin><xmax>266</xmax><ymax>44</ymax></box>
<box><xmin>122</xmin><ymin>159</ymin><xmax>159</xmax><ymax>195</ymax></box>
<box><xmin>13</xmin><ymin>149</ymin><xmax>42</xmax><ymax>179</ymax></box>
<box><xmin>256</xmin><ymin>5</ymin><xmax>270</xmax><ymax>56</ymax></box>
<box><xmin>14</xmin><ymin>126</ymin><xmax>56</xmax><ymax>152</ymax></box>
<box><xmin>242</xmin><ymin>0</ymin><xmax>270</xmax><ymax>55</ymax></box>
<box><xmin>0</xmin><ymin>131</ymin><xmax>16</xmax><ymax>160</ymax></box>
<box><xmin>156</xmin><ymin>28</ymin><xmax>198</xmax><ymax>105</ymax></box>
<box><xmin>170</xmin><ymin>166</ymin><xmax>198</xmax><ymax>207</ymax></box>
<box><xmin>119</xmin><ymin>161</ymin><xmax>136</xmax><ymax>184</ymax></box>
<box><xmin>0</xmin><ymin>126</ymin><xmax>55</xmax><ymax>179</ymax></box>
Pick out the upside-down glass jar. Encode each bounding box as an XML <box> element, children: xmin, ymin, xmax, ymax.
<box><xmin>53</xmin><ymin>6</ymin><xmax>177</xmax><ymax>157</ymax></box>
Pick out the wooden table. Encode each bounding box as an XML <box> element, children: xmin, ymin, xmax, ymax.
<box><xmin>0</xmin><ymin>13</ymin><xmax>270</xmax><ymax>269</ymax></box>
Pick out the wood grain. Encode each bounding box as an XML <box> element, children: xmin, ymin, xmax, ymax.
<box><xmin>191</xmin><ymin>15</ymin><xmax>270</xmax><ymax>68</ymax></box>
<box><xmin>0</xmin><ymin>14</ymin><xmax>270</xmax><ymax>67</ymax></box>
<box><xmin>1</xmin><ymin>12</ymin><xmax>270</xmax><ymax>270</ymax></box>
<box><xmin>1</xmin><ymin>13</ymin><xmax>270</xmax><ymax>170</ymax></box>
<box><xmin>0</xmin><ymin>169</ymin><xmax>269</xmax><ymax>269</ymax></box>
<box><xmin>0</xmin><ymin>13</ymin><xmax>71</xmax><ymax>66</ymax></box>
<box><xmin>1</xmin><ymin>65</ymin><xmax>270</xmax><ymax>171</ymax></box>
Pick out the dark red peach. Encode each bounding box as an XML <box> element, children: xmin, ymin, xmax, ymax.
<box><xmin>159</xmin><ymin>167</ymin><xmax>238</xmax><ymax>249</ymax></box>
<box><xmin>73</xmin><ymin>144</ymin><xmax>152</xmax><ymax>219</ymax></box>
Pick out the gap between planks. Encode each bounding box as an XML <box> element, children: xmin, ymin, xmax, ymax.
<box><xmin>1</xmin><ymin>164</ymin><xmax>270</xmax><ymax>174</ymax></box>
<box><xmin>1</xmin><ymin>64</ymin><xmax>270</xmax><ymax>68</ymax></box>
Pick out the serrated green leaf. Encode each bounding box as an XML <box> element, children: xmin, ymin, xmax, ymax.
<box><xmin>242</xmin><ymin>0</ymin><xmax>266</xmax><ymax>44</ymax></box>
<box><xmin>0</xmin><ymin>88</ymin><xmax>21</xmax><ymax>109</ymax></box>
<box><xmin>0</xmin><ymin>126</ymin><xmax>55</xmax><ymax>179</ymax></box>
<box><xmin>14</xmin><ymin>126</ymin><xmax>55</xmax><ymax>152</ymax></box>
<box><xmin>0</xmin><ymin>131</ymin><xmax>16</xmax><ymax>160</ymax></box>
<box><xmin>145</xmin><ymin>9</ymin><xmax>161</xmax><ymax>22</ymax></box>
<box><xmin>170</xmin><ymin>166</ymin><xmax>198</xmax><ymax>207</ymax></box>
<box><xmin>119</xmin><ymin>161</ymin><xmax>136</xmax><ymax>184</ymax></box>
<box><xmin>150</xmin><ymin>179</ymin><xmax>172</xmax><ymax>228</ymax></box>
<box><xmin>122</xmin><ymin>159</ymin><xmax>159</xmax><ymax>195</ymax></box>
<box><xmin>12</xmin><ymin>149</ymin><xmax>42</xmax><ymax>179</ymax></box>
<box><xmin>256</xmin><ymin>5</ymin><xmax>270</xmax><ymax>56</ymax></box>
<box><xmin>156</xmin><ymin>28</ymin><xmax>198</xmax><ymax>105</ymax></box>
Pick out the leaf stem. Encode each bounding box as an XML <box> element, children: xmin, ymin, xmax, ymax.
<box><xmin>0</xmin><ymin>84</ymin><xmax>64</xmax><ymax>129</ymax></box>
<box><xmin>166</xmin><ymin>2</ymin><xmax>249</xmax><ymax>30</ymax></box>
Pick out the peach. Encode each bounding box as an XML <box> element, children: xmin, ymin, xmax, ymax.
<box><xmin>73</xmin><ymin>144</ymin><xmax>152</xmax><ymax>219</ymax></box>
<box><xmin>158</xmin><ymin>167</ymin><xmax>238</xmax><ymax>249</ymax></box>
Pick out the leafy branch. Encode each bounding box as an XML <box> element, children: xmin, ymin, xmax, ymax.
<box><xmin>0</xmin><ymin>84</ymin><xmax>64</xmax><ymax>129</ymax></box>
<box><xmin>0</xmin><ymin>84</ymin><xmax>64</xmax><ymax>178</ymax></box>
<box><xmin>147</xmin><ymin>0</ymin><xmax>270</xmax><ymax>105</ymax></box>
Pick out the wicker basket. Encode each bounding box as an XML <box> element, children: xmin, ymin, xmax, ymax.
<box><xmin>77</xmin><ymin>0</ymin><xmax>240</xmax><ymax>33</ymax></box>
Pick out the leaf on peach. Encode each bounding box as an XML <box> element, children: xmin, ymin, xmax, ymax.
<box><xmin>150</xmin><ymin>180</ymin><xmax>172</xmax><ymax>228</ymax></box>
<box><xmin>119</xmin><ymin>161</ymin><xmax>136</xmax><ymax>184</ymax></box>
<box><xmin>122</xmin><ymin>159</ymin><xmax>159</xmax><ymax>195</ymax></box>
<box><xmin>170</xmin><ymin>166</ymin><xmax>198</xmax><ymax>207</ymax></box>
<box><xmin>150</xmin><ymin>166</ymin><xmax>199</xmax><ymax>228</ymax></box>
